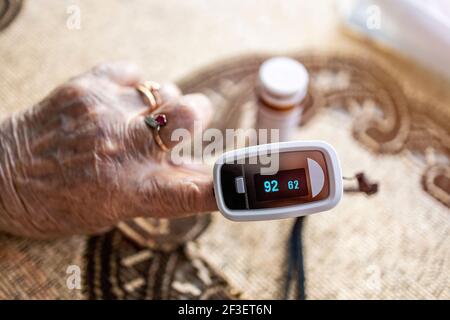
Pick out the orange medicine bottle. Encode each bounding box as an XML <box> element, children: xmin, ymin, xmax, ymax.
<box><xmin>257</xmin><ymin>57</ymin><xmax>309</xmax><ymax>143</ymax></box>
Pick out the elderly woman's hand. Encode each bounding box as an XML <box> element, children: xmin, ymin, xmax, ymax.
<box><xmin>0</xmin><ymin>62</ymin><xmax>217</xmax><ymax>238</ymax></box>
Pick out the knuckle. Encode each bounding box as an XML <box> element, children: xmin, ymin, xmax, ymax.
<box><xmin>92</xmin><ymin>63</ymin><xmax>110</xmax><ymax>77</ymax></box>
<box><xmin>91</xmin><ymin>63</ymin><xmax>109</xmax><ymax>76</ymax></box>
<box><xmin>97</xmin><ymin>137</ymin><xmax>120</xmax><ymax>156</ymax></box>
<box><xmin>75</xmin><ymin>97</ymin><xmax>97</xmax><ymax>115</ymax></box>
<box><xmin>176</xmin><ymin>101</ymin><xmax>196</xmax><ymax>121</ymax></box>
<box><xmin>180</xmin><ymin>181</ymin><xmax>202</xmax><ymax>209</ymax></box>
<box><xmin>57</xmin><ymin>82</ymin><xmax>99</xmax><ymax>115</ymax></box>
<box><xmin>56</xmin><ymin>82</ymin><xmax>89</xmax><ymax>102</ymax></box>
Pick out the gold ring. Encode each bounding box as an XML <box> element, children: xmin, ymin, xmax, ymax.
<box><xmin>144</xmin><ymin>113</ymin><xmax>169</xmax><ymax>152</ymax></box>
<box><xmin>137</xmin><ymin>81</ymin><xmax>162</xmax><ymax>113</ymax></box>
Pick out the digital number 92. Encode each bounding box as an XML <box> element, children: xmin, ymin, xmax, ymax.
<box><xmin>264</xmin><ymin>180</ymin><xmax>279</xmax><ymax>193</ymax></box>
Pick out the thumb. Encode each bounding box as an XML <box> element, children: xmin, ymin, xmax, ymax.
<box><xmin>128</xmin><ymin>165</ymin><xmax>218</xmax><ymax>219</ymax></box>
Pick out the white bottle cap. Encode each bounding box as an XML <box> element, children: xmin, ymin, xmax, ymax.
<box><xmin>258</xmin><ymin>57</ymin><xmax>309</xmax><ymax>108</ymax></box>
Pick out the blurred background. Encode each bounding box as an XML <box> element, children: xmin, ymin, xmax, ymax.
<box><xmin>1</xmin><ymin>0</ymin><xmax>449</xmax><ymax>114</ymax></box>
<box><xmin>0</xmin><ymin>0</ymin><xmax>448</xmax><ymax>300</ymax></box>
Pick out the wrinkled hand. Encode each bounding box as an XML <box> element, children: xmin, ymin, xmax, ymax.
<box><xmin>0</xmin><ymin>62</ymin><xmax>217</xmax><ymax>238</ymax></box>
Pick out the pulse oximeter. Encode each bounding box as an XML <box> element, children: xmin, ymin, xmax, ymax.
<box><xmin>213</xmin><ymin>141</ymin><xmax>342</xmax><ymax>221</ymax></box>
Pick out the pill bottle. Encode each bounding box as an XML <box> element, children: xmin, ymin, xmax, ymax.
<box><xmin>256</xmin><ymin>57</ymin><xmax>309</xmax><ymax>143</ymax></box>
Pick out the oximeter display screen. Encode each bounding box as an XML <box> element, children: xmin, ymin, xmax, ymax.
<box><xmin>254</xmin><ymin>168</ymin><xmax>308</xmax><ymax>201</ymax></box>
<box><xmin>219</xmin><ymin>150</ymin><xmax>330</xmax><ymax>210</ymax></box>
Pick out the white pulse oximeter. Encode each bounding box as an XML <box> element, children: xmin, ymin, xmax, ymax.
<box><xmin>213</xmin><ymin>141</ymin><xmax>342</xmax><ymax>221</ymax></box>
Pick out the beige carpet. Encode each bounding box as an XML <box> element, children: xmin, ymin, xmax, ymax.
<box><xmin>0</xmin><ymin>0</ymin><xmax>448</xmax><ymax>299</ymax></box>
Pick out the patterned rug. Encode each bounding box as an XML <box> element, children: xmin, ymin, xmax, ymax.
<box><xmin>0</xmin><ymin>0</ymin><xmax>22</xmax><ymax>31</ymax></box>
<box><xmin>2</xmin><ymin>53</ymin><xmax>445</xmax><ymax>299</ymax></box>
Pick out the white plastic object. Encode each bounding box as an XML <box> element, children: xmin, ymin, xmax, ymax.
<box><xmin>257</xmin><ymin>57</ymin><xmax>309</xmax><ymax>142</ymax></box>
<box><xmin>258</xmin><ymin>57</ymin><xmax>309</xmax><ymax>108</ymax></box>
<box><xmin>338</xmin><ymin>0</ymin><xmax>450</xmax><ymax>80</ymax></box>
<box><xmin>213</xmin><ymin>140</ymin><xmax>343</xmax><ymax>221</ymax></box>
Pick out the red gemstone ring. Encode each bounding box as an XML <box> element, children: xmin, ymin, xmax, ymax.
<box><xmin>144</xmin><ymin>114</ymin><xmax>169</xmax><ymax>152</ymax></box>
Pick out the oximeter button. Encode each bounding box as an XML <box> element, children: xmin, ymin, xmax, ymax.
<box><xmin>220</xmin><ymin>164</ymin><xmax>247</xmax><ymax>210</ymax></box>
<box><xmin>235</xmin><ymin>176</ymin><xmax>246</xmax><ymax>194</ymax></box>
<box><xmin>308</xmin><ymin>158</ymin><xmax>325</xmax><ymax>198</ymax></box>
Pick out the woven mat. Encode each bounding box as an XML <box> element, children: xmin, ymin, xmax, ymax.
<box><xmin>0</xmin><ymin>0</ymin><xmax>449</xmax><ymax>300</ymax></box>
